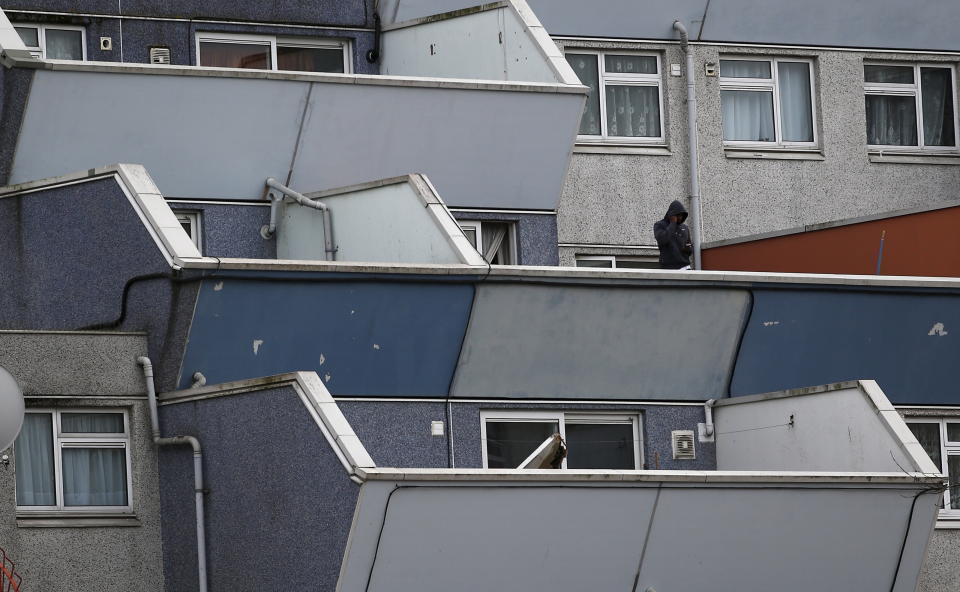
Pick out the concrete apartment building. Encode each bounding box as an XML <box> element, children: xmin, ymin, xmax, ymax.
<box><xmin>0</xmin><ymin>1</ymin><xmax>959</xmax><ymax>591</ymax></box>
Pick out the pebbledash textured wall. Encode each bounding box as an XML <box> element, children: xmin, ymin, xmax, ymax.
<box><xmin>555</xmin><ymin>41</ymin><xmax>960</xmax><ymax>266</ymax></box>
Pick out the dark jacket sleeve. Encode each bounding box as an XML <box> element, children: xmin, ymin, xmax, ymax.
<box><xmin>654</xmin><ymin>219</ymin><xmax>676</xmax><ymax>247</ymax></box>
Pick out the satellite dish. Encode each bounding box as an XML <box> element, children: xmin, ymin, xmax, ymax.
<box><xmin>0</xmin><ymin>366</ymin><xmax>24</xmax><ymax>451</ymax></box>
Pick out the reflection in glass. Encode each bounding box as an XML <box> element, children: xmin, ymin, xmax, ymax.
<box><xmin>566</xmin><ymin>54</ymin><xmax>601</xmax><ymax>135</ymax></box>
<box><xmin>566</xmin><ymin>423</ymin><xmax>635</xmax><ymax>469</ymax></box>
<box><xmin>865</xmin><ymin>95</ymin><xmax>917</xmax><ymax>146</ymax></box>
<box><xmin>486</xmin><ymin>421</ymin><xmax>559</xmax><ymax>468</ymax></box>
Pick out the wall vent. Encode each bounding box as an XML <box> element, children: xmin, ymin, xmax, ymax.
<box><xmin>671</xmin><ymin>430</ymin><xmax>696</xmax><ymax>460</ymax></box>
<box><xmin>149</xmin><ymin>47</ymin><xmax>171</xmax><ymax>64</ymax></box>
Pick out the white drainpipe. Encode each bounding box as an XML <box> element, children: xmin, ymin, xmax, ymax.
<box><xmin>137</xmin><ymin>357</ymin><xmax>208</xmax><ymax>592</ymax></box>
<box><xmin>673</xmin><ymin>20</ymin><xmax>703</xmax><ymax>270</ymax></box>
<box><xmin>260</xmin><ymin>177</ymin><xmax>337</xmax><ymax>261</ymax></box>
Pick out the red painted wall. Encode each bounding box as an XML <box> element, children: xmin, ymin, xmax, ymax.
<box><xmin>702</xmin><ymin>207</ymin><xmax>960</xmax><ymax>276</ymax></box>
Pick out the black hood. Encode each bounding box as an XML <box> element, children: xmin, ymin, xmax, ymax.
<box><xmin>665</xmin><ymin>200</ymin><xmax>688</xmax><ymax>223</ymax></box>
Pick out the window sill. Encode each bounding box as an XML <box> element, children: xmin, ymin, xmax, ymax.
<box><xmin>724</xmin><ymin>148</ymin><xmax>824</xmax><ymax>161</ymax></box>
<box><xmin>868</xmin><ymin>152</ymin><xmax>960</xmax><ymax>165</ymax></box>
<box><xmin>936</xmin><ymin>518</ymin><xmax>960</xmax><ymax>530</ymax></box>
<box><xmin>574</xmin><ymin>143</ymin><xmax>671</xmax><ymax>156</ymax></box>
<box><xmin>16</xmin><ymin>512</ymin><xmax>140</xmax><ymax>528</ymax></box>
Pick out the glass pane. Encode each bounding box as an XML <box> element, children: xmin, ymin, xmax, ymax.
<box><xmin>907</xmin><ymin>423</ymin><xmax>942</xmax><ymax>468</ymax></box>
<box><xmin>920</xmin><ymin>68</ymin><xmax>956</xmax><ymax>147</ymax></box>
<box><xmin>865</xmin><ymin>95</ymin><xmax>918</xmax><ymax>146</ymax></box>
<box><xmin>721</xmin><ymin>90</ymin><xmax>775</xmax><ymax>141</ymax></box>
<box><xmin>61</xmin><ymin>413</ymin><xmax>124</xmax><ymax>433</ymax></box>
<box><xmin>62</xmin><ymin>447</ymin><xmax>128</xmax><ymax>506</ymax></box>
<box><xmin>199</xmin><ymin>41</ymin><xmax>271</xmax><ymax>69</ymax></box>
<box><xmin>950</xmin><ymin>456</ymin><xmax>960</xmax><ymax>510</ymax></box>
<box><xmin>15</xmin><ymin>27</ymin><xmax>39</xmax><ymax>47</ymax></box>
<box><xmin>566</xmin><ymin>54</ymin><xmax>601</xmax><ymax>135</ymax></box>
<box><xmin>864</xmin><ymin>65</ymin><xmax>914</xmax><ymax>84</ymax></box>
<box><xmin>720</xmin><ymin>59</ymin><xmax>771</xmax><ymax>79</ymax></box>
<box><xmin>576</xmin><ymin>259</ymin><xmax>613</xmax><ymax>268</ymax></box>
<box><xmin>485</xmin><ymin>421</ymin><xmax>559</xmax><ymax>468</ymax></box>
<box><xmin>277</xmin><ymin>45</ymin><xmax>344</xmax><ymax>73</ymax></box>
<box><xmin>947</xmin><ymin>423</ymin><xmax>960</xmax><ymax>442</ymax></box>
<box><xmin>616</xmin><ymin>259</ymin><xmax>658</xmax><ymax>269</ymax></box>
<box><xmin>604</xmin><ymin>55</ymin><xmax>657</xmax><ymax>74</ymax></box>
<box><xmin>566</xmin><ymin>423</ymin><xmax>635</xmax><ymax>469</ymax></box>
<box><xmin>777</xmin><ymin>62</ymin><xmax>814</xmax><ymax>142</ymax></box>
<box><xmin>605</xmin><ymin>85</ymin><xmax>661</xmax><ymax>137</ymax></box>
<box><xmin>45</xmin><ymin>29</ymin><xmax>83</xmax><ymax>60</ymax></box>
<box><xmin>15</xmin><ymin>414</ymin><xmax>56</xmax><ymax>506</ymax></box>
<box><xmin>461</xmin><ymin>227</ymin><xmax>477</xmax><ymax>248</ymax></box>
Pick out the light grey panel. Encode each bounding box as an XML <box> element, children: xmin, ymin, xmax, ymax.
<box><xmin>702</xmin><ymin>0</ymin><xmax>960</xmax><ymax>51</ymax></box>
<box><xmin>527</xmin><ymin>0</ymin><xmax>709</xmax><ymax>39</ymax></box>
<box><xmin>715</xmin><ymin>387</ymin><xmax>919</xmax><ymax>473</ymax></box>
<box><xmin>290</xmin><ymin>83</ymin><xmax>583</xmax><ymax>210</ymax></box>
<box><xmin>451</xmin><ymin>284</ymin><xmax>750</xmax><ymax>399</ymax></box>
<box><xmin>340</xmin><ymin>484</ymin><xmax>658</xmax><ymax>592</ymax></box>
<box><xmin>637</xmin><ymin>487</ymin><xmax>938</xmax><ymax>592</ymax></box>
<box><xmin>12</xmin><ymin>71</ymin><xmax>308</xmax><ymax>199</ymax></box>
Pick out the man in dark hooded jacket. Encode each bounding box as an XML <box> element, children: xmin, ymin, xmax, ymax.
<box><xmin>653</xmin><ymin>200</ymin><xmax>693</xmax><ymax>269</ymax></box>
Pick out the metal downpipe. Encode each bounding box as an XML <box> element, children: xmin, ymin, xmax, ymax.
<box><xmin>137</xmin><ymin>357</ymin><xmax>208</xmax><ymax>592</ymax></box>
<box><xmin>262</xmin><ymin>177</ymin><xmax>337</xmax><ymax>261</ymax></box>
<box><xmin>673</xmin><ymin>20</ymin><xmax>703</xmax><ymax>270</ymax></box>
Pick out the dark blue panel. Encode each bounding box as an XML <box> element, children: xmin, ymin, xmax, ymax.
<box><xmin>732</xmin><ymin>289</ymin><xmax>960</xmax><ymax>405</ymax></box>
<box><xmin>179</xmin><ymin>280</ymin><xmax>474</xmax><ymax>395</ymax></box>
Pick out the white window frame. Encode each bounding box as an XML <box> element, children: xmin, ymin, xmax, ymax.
<box><xmin>575</xmin><ymin>255</ymin><xmax>659</xmax><ymax>269</ymax></box>
<box><xmin>194</xmin><ymin>32</ymin><xmax>351</xmax><ymax>73</ymax></box>
<box><xmin>12</xmin><ymin>23</ymin><xmax>87</xmax><ymax>61</ymax></box>
<box><xmin>719</xmin><ymin>56</ymin><xmax>818</xmax><ymax>149</ymax></box>
<box><xmin>175</xmin><ymin>211</ymin><xmax>202</xmax><ymax>251</ymax></box>
<box><xmin>16</xmin><ymin>409</ymin><xmax>134</xmax><ymax>514</ymax></box>
<box><xmin>458</xmin><ymin>220</ymin><xmax>517</xmax><ymax>265</ymax></box>
<box><xmin>905</xmin><ymin>418</ymin><xmax>960</xmax><ymax>523</ymax></box>
<box><xmin>863</xmin><ymin>62</ymin><xmax>959</xmax><ymax>153</ymax></box>
<box><xmin>566</xmin><ymin>50</ymin><xmax>665</xmax><ymax>145</ymax></box>
<box><xmin>480</xmin><ymin>410</ymin><xmax>642</xmax><ymax>470</ymax></box>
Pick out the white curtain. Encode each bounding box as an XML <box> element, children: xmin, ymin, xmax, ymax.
<box><xmin>722</xmin><ymin>90</ymin><xmax>775</xmax><ymax>141</ymax></box>
<box><xmin>605</xmin><ymin>85</ymin><xmax>660</xmax><ymax>137</ymax></box>
<box><xmin>15</xmin><ymin>414</ymin><xmax>56</xmax><ymax>506</ymax></box>
<box><xmin>865</xmin><ymin>95</ymin><xmax>917</xmax><ymax>145</ymax></box>
<box><xmin>62</xmin><ymin>447</ymin><xmax>127</xmax><ymax>506</ymax></box>
<box><xmin>481</xmin><ymin>224</ymin><xmax>507</xmax><ymax>264</ymax></box>
<box><xmin>921</xmin><ymin>67</ymin><xmax>956</xmax><ymax>147</ymax></box>
<box><xmin>566</xmin><ymin>54</ymin><xmax>601</xmax><ymax>135</ymax></box>
<box><xmin>778</xmin><ymin>62</ymin><xmax>814</xmax><ymax>142</ymax></box>
<box><xmin>45</xmin><ymin>29</ymin><xmax>83</xmax><ymax>60</ymax></box>
<box><xmin>61</xmin><ymin>412</ymin><xmax>124</xmax><ymax>433</ymax></box>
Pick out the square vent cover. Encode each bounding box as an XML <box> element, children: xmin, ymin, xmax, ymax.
<box><xmin>671</xmin><ymin>430</ymin><xmax>696</xmax><ymax>460</ymax></box>
<box><xmin>150</xmin><ymin>47</ymin><xmax>171</xmax><ymax>64</ymax></box>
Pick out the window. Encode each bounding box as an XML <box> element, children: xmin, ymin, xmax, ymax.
<box><xmin>196</xmin><ymin>32</ymin><xmax>349</xmax><ymax>73</ymax></box>
<box><xmin>13</xmin><ymin>24</ymin><xmax>85</xmax><ymax>60</ymax></box>
<box><xmin>906</xmin><ymin>419</ymin><xmax>960</xmax><ymax>519</ymax></box>
<box><xmin>459</xmin><ymin>220</ymin><xmax>516</xmax><ymax>265</ymax></box>
<box><xmin>176</xmin><ymin>211</ymin><xmax>202</xmax><ymax>250</ymax></box>
<box><xmin>481</xmin><ymin>411</ymin><xmax>642</xmax><ymax>470</ymax></box>
<box><xmin>565</xmin><ymin>52</ymin><xmax>664</xmax><ymax>143</ymax></box>
<box><xmin>15</xmin><ymin>410</ymin><xmax>132</xmax><ymax>512</ymax></box>
<box><xmin>719</xmin><ymin>58</ymin><xmax>816</xmax><ymax>147</ymax></box>
<box><xmin>575</xmin><ymin>255</ymin><xmax>658</xmax><ymax>269</ymax></box>
<box><xmin>864</xmin><ymin>63</ymin><xmax>957</xmax><ymax>151</ymax></box>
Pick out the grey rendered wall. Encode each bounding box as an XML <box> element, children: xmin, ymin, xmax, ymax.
<box><xmin>12</xmin><ymin>69</ymin><xmax>583</xmax><ymax>211</ymax></box>
<box><xmin>714</xmin><ymin>386</ymin><xmax>920</xmax><ymax>473</ymax></box>
<box><xmin>0</xmin><ymin>333</ymin><xmax>164</xmax><ymax>592</ymax></box>
<box><xmin>920</xmin><ymin>530</ymin><xmax>960</xmax><ymax>592</ymax></box>
<box><xmin>158</xmin><ymin>386</ymin><xmax>360</xmax><ymax>592</ymax></box>
<box><xmin>339</xmin><ymin>479</ymin><xmax>938</xmax><ymax>592</ymax></box>
<box><xmin>451</xmin><ymin>283</ymin><xmax>750</xmax><ymax>399</ymax></box>
<box><xmin>556</xmin><ymin>40</ymin><xmax>960</xmax><ymax>255</ymax></box>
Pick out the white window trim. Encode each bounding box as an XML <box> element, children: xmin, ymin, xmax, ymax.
<box><xmin>175</xmin><ymin>211</ymin><xmax>202</xmax><ymax>252</ymax></box>
<box><xmin>575</xmin><ymin>255</ymin><xmax>659</xmax><ymax>269</ymax></box>
<box><xmin>719</xmin><ymin>56</ymin><xmax>818</xmax><ymax>149</ymax></box>
<box><xmin>12</xmin><ymin>23</ymin><xmax>87</xmax><ymax>61</ymax></box>
<box><xmin>480</xmin><ymin>410</ymin><xmax>643</xmax><ymax>470</ymax></box>
<box><xmin>905</xmin><ymin>417</ymin><xmax>960</xmax><ymax>524</ymax></box>
<box><xmin>16</xmin><ymin>409</ymin><xmax>134</xmax><ymax>514</ymax></box>
<box><xmin>458</xmin><ymin>220</ymin><xmax>518</xmax><ymax>265</ymax></box>
<box><xmin>864</xmin><ymin>62</ymin><xmax>959</xmax><ymax>153</ymax></box>
<box><xmin>194</xmin><ymin>31</ymin><xmax>352</xmax><ymax>73</ymax></box>
<box><xmin>567</xmin><ymin>50</ymin><xmax>665</xmax><ymax>145</ymax></box>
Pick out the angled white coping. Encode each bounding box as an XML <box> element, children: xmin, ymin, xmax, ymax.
<box><xmin>0</xmin><ymin>7</ymin><xmax>32</xmax><ymax>60</ymax></box>
<box><xmin>0</xmin><ymin>163</ymin><xmax>201</xmax><ymax>266</ymax></box>
<box><xmin>301</xmin><ymin>173</ymin><xmax>487</xmax><ymax>266</ymax></box>
<box><xmin>381</xmin><ymin>0</ymin><xmax>582</xmax><ymax>87</ymax></box>
<box><xmin>159</xmin><ymin>371</ymin><xmax>375</xmax><ymax>481</ymax></box>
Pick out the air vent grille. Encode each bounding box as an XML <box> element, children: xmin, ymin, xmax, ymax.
<box><xmin>671</xmin><ymin>430</ymin><xmax>696</xmax><ymax>460</ymax></box>
<box><xmin>149</xmin><ymin>47</ymin><xmax>171</xmax><ymax>65</ymax></box>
